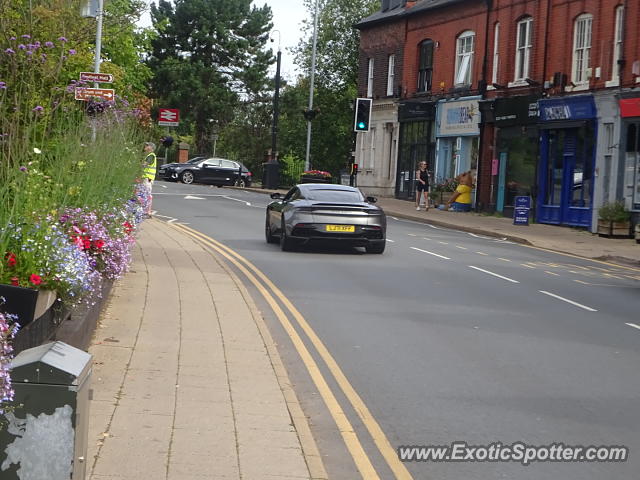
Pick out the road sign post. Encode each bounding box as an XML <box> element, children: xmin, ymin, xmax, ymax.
<box><xmin>513</xmin><ymin>196</ymin><xmax>531</xmax><ymax>225</ymax></box>
<box><xmin>79</xmin><ymin>72</ymin><xmax>113</xmax><ymax>83</ymax></box>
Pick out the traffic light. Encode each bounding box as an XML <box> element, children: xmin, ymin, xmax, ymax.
<box><xmin>351</xmin><ymin>163</ymin><xmax>359</xmax><ymax>175</ymax></box>
<box><xmin>354</xmin><ymin>98</ymin><xmax>372</xmax><ymax>132</ymax></box>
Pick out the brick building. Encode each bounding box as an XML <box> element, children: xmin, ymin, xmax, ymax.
<box><xmin>356</xmin><ymin>0</ymin><xmax>640</xmax><ymax>231</ymax></box>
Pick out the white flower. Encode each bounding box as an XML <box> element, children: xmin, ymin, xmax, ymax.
<box><xmin>33</xmin><ymin>148</ymin><xmax>42</xmax><ymax>154</ymax></box>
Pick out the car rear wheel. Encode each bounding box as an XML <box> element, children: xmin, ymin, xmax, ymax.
<box><xmin>265</xmin><ymin>216</ymin><xmax>278</xmax><ymax>244</ymax></box>
<box><xmin>234</xmin><ymin>178</ymin><xmax>246</xmax><ymax>188</ymax></box>
<box><xmin>180</xmin><ymin>171</ymin><xmax>194</xmax><ymax>184</ymax></box>
<box><xmin>365</xmin><ymin>240</ymin><xmax>386</xmax><ymax>254</ymax></box>
<box><xmin>280</xmin><ymin>219</ymin><xmax>295</xmax><ymax>251</ymax></box>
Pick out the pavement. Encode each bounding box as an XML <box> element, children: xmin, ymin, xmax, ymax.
<box><xmin>237</xmin><ymin>185</ymin><xmax>640</xmax><ymax>267</ymax></box>
<box><xmin>87</xmin><ymin>219</ymin><xmax>327</xmax><ymax>480</ymax></box>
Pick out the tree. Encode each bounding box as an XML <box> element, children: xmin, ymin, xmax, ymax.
<box><xmin>281</xmin><ymin>0</ymin><xmax>377</xmax><ymax>175</ymax></box>
<box><xmin>148</xmin><ymin>0</ymin><xmax>274</xmax><ymax>152</ymax></box>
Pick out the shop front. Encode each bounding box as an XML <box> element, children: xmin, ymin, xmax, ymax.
<box><xmin>395</xmin><ymin>100</ymin><xmax>436</xmax><ymax>200</ymax></box>
<box><xmin>537</xmin><ymin>95</ymin><xmax>597</xmax><ymax>228</ymax></box>
<box><xmin>435</xmin><ymin>97</ymin><xmax>481</xmax><ymax>202</ymax></box>
<box><xmin>619</xmin><ymin>95</ymin><xmax>640</xmax><ymax>214</ymax></box>
<box><xmin>491</xmin><ymin>95</ymin><xmax>539</xmax><ymax>218</ymax></box>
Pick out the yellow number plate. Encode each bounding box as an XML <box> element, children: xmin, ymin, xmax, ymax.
<box><xmin>325</xmin><ymin>225</ymin><xmax>355</xmax><ymax>232</ymax></box>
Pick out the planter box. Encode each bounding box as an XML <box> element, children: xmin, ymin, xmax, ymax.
<box><xmin>433</xmin><ymin>191</ymin><xmax>455</xmax><ymax>206</ymax></box>
<box><xmin>300</xmin><ymin>175</ymin><xmax>332</xmax><ymax>184</ymax></box>
<box><xmin>597</xmin><ymin>219</ymin><xmax>632</xmax><ymax>238</ymax></box>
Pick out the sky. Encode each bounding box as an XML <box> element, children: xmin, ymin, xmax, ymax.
<box><xmin>138</xmin><ymin>0</ymin><xmax>309</xmax><ymax>80</ymax></box>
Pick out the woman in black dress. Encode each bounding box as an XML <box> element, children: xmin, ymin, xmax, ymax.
<box><xmin>415</xmin><ymin>161</ymin><xmax>430</xmax><ymax>211</ymax></box>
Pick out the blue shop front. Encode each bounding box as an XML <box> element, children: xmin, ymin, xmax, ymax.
<box><xmin>537</xmin><ymin>95</ymin><xmax>597</xmax><ymax>228</ymax></box>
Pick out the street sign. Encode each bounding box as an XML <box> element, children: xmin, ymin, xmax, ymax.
<box><xmin>79</xmin><ymin>72</ymin><xmax>114</xmax><ymax>83</ymax></box>
<box><xmin>158</xmin><ymin>108</ymin><xmax>180</xmax><ymax>126</ymax></box>
<box><xmin>513</xmin><ymin>196</ymin><xmax>531</xmax><ymax>225</ymax></box>
<box><xmin>74</xmin><ymin>87</ymin><xmax>115</xmax><ymax>101</ymax></box>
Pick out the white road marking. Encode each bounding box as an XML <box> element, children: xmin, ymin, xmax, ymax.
<box><xmin>625</xmin><ymin>323</ymin><xmax>640</xmax><ymax>331</ymax></box>
<box><xmin>386</xmin><ymin>239</ymin><xmax>395</xmax><ymax>243</ymax></box>
<box><xmin>573</xmin><ymin>279</ymin><xmax>591</xmax><ymax>285</ymax></box>
<box><xmin>167</xmin><ymin>218</ymin><xmax>177</xmax><ymax>223</ymax></box>
<box><xmin>153</xmin><ymin>214</ymin><xmax>174</xmax><ymax>219</ymax></box>
<box><xmin>539</xmin><ymin>290</ymin><xmax>597</xmax><ymax>312</ymax></box>
<box><xmin>426</xmin><ymin>224</ymin><xmax>442</xmax><ymax>230</ymax></box>
<box><xmin>468</xmin><ymin>266</ymin><xmax>519</xmax><ymax>283</ymax></box>
<box><xmin>408</xmin><ymin>233</ymin><xmax>417</xmax><ymax>237</ymax></box>
<box><xmin>475</xmin><ymin>251</ymin><xmax>489</xmax><ymax>256</ymax></box>
<box><xmin>159</xmin><ymin>184</ymin><xmax>167</xmax><ymax>188</ymax></box>
<box><xmin>456</xmin><ymin>245</ymin><xmax>468</xmax><ymax>250</ymax></box>
<box><xmin>422</xmin><ymin>237</ymin><xmax>432</xmax><ymax>241</ymax></box>
<box><xmin>467</xmin><ymin>232</ymin><xmax>491</xmax><ymax>239</ymax></box>
<box><xmin>545</xmin><ymin>270</ymin><xmax>560</xmax><ymax>276</ymax></box>
<box><xmin>221</xmin><ymin>195</ymin><xmax>251</xmax><ymax>206</ymax></box>
<box><xmin>410</xmin><ymin>247</ymin><xmax>451</xmax><ymax>260</ymax></box>
<box><xmin>438</xmin><ymin>241</ymin><xmax>449</xmax><ymax>245</ymax></box>
<box><xmin>521</xmin><ymin>264</ymin><xmax>536</xmax><ymax>269</ymax></box>
<box><xmin>498</xmin><ymin>257</ymin><xmax>512</xmax><ymax>262</ymax></box>
<box><xmin>390</xmin><ymin>216</ymin><xmax>398</xmax><ymax>220</ymax></box>
<box><xmin>184</xmin><ymin>195</ymin><xmax>205</xmax><ymax>200</ymax></box>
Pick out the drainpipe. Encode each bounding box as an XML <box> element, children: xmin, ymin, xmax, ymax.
<box><xmin>541</xmin><ymin>0</ymin><xmax>551</xmax><ymax>91</ymax></box>
<box><xmin>475</xmin><ymin>0</ymin><xmax>492</xmax><ymax>211</ymax></box>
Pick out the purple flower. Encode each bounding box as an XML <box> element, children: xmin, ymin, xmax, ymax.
<box><xmin>18</xmin><ymin>44</ymin><xmax>26</xmax><ymax>50</ymax></box>
<box><xmin>33</xmin><ymin>41</ymin><xmax>41</xmax><ymax>48</ymax></box>
<box><xmin>41</xmin><ymin>53</ymin><xmax>47</xmax><ymax>60</ymax></box>
<box><xmin>21</xmin><ymin>34</ymin><xmax>31</xmax><ymax>39</ymax></box>
<box><xmin>45</xmin><ymin>41</ymin><xmax>54</xmax><ymax>48</ymax></box>
<box><xmin>5</xmin><ymin>49</ymin><xmax>15</xmax><ymax>55</ymax></box>
<box><xmin>32</xmin><ymin>105</ymin><xmax>44</xmax><ymax>113</ymax></box>
<box><xmin>9</xmin><ymin>37</ymin><xmax>16</xmax><ymax>41</ymax></box>
<box><xmin>58</xmin><ymin>36</ymin><xmax>67</xmax><ymax>43</ymax></box>
<box><xmin>0</xmin><ymin>82</ymin><xmax>6</xmax><ymax>89</ymax></box>
<box><xmin>19</xmin><ymin>166</ymin><xmax>27</xmax><ymax>172</ymax></box>
<box><xmin>68</xmin><ymin>49</ymin><xmax>76</xmax><ymax>55</ymax></box>
<box><xmin>25</xmin><ymin>51</ymin><xmax>33</xmax><ymax>56</ymax></box>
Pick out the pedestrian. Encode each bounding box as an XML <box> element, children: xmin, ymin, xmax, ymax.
<box><xmin>142</xmin><ymin>142</ymin><xmax>157</xmax><ymax>217</ymax></box>
<box><xmin>415</xmin><ymin>161</ymin><xmax>431</xmax><ymax>211</ymax></box>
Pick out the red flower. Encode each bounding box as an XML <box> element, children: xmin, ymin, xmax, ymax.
<box><xmin>123</xmin><ymin>222</ymin><xmax>133</xmax><ymax>235</ymax></box>
<box><xmin>29</xmin><ymin>274</ymin><xmax>42</xmax><ymax>286</ymax></box>
<box><xmin>10</xmin><ymin>277</ymin><xmax>19</xmax><ymax>286</ymax></box>
<box><xmin>94</xmin><ymin>239</ymin><xmax>105</xmax><ymax>250</ymax></box>
<box><xmin>5</xmin><ymin>252</ymin><xmax>16</xmax><ymax>268</ymax></box>
<box><xmin>83</xmin><ymin>238</ymin><xmax>91</xmax><ymax>250</ymax></box>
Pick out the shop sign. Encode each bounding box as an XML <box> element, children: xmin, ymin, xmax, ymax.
<box><xmin>619</xmin><ymin>98</ymin><xmax>640</xmax><ymax>118</ymax></box>
<box><xmin>399</xmin><ymin>100</ymin><xmax>435</xmax><ymax>121</ymax></box>
<box><xmin>437</xmin><ymin>99</ymin><xmax>480</xmax><ymax>136</ymax></box>
<box><xmin>494</xmin><ymin>95</ymin><xmax>539</xmax><ymax>126</ymax></box>
<box><xmin>539</xmin><ymin>95</ymin><xmax>596</xmax><ymax>122</ymax></box>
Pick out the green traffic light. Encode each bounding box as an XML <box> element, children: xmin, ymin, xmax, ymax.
<box><xmin>358</xmin><ymin>122</ymin><xmax>366</xmax><ymax>129</ymax></box>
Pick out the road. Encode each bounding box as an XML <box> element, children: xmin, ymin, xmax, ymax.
<box><xmin>152</xmin><ymin>181</ymin><xmax>640</xmax><ymax>480</ymax></box>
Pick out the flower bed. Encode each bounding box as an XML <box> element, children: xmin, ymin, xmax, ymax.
<box><xmin>300</xmin><ymin>170</ymin><xmax>333</xmax><ymax>184</ymax></box>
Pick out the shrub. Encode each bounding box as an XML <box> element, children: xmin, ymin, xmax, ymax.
<box><xmin>598</xmin><ymin>202</ymin><xmax>631</xmax><ymax>223</ymax></box>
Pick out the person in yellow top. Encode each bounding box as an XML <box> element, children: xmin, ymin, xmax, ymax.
<box><xmin>445</xmin><ymin>170</ymin><xmax>473</xmax><ymax>212</ymax></box>
<box><xmin>142</xmin><ymin>142</ymin><xmax>157</xmax><ymax>217</ymax></box>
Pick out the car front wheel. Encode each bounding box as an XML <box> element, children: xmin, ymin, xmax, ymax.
<box><xmin>180</xmin><ymin>171</ymin><xmax>194</xmax><ymax>184</ymax></box>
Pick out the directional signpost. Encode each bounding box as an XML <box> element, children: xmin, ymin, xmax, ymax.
<box><xmin>79</xmin><ymin>72</ymin><xmax>114</xmax><ymax>83</ymax></box>
<box><xmin>74</xmin><ymin>87</ymin><xmax>115</xmax><ymax>102</ymax></box>
<box><xmin>158</xmin><ymin>108</ymin><xmax>180</xmax><ymax>127</ymax></box>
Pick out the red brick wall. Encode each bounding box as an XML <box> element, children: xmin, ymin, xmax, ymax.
<box><xmin>358</xmin><ymin>21</ymin><xmax>407</xmax><ymax>99</ymax></box>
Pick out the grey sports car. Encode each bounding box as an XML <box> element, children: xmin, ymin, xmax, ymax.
<box><xmin>265</xmin><ymin>184</ymin><xmax>386</xmax><ymax>253</ymax></box>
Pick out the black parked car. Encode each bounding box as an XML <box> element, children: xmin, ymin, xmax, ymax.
<box><xmin>265</xmin><ymin>184</ymin><xmax>386</xmax><ymax>253</ymax></box>
<box><xmin>158</xmin><ymin>157</ymin><xmax>252</xmax><ymax>187</ymax></box>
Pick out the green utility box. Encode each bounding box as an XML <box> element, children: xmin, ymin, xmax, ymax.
<box><xmin>0</xmin><ymin>341</ymin><xmax>92</xmax><ymax>479</ymax></box>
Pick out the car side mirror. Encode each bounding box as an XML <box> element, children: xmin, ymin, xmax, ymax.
<box><xmin>270</xmin><ymin>193</ymin><xmax>282</xmax><ymax>199</ymax></box>
<box><xmin>366</xmin><ymin>196</ymin><xmax>377</xmax><ymax>204</ymax></box>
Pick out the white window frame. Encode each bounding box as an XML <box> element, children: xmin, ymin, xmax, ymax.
<box><xmin>369</xmin><ymin>127</ymin><xmax>376</xmax><ymax>169</ymax></box>
<box><xmin>514</xmin><ymin>17</ymin><xmax>533</xmax><ymax>82</ymax></box>
<box><xmin>455</xmin><ymin>31</ymin><xmax>475</xmax><ymax>86</ymax></box>
<box><xmin>489</xmin><ymin>23</ymin><xmax>500</xmax><ymax>88</ymax></box>
<box><xmin>386</xmin><ymin>54</ymin><xmax>395</xmax><ymax>96</ymax></box>
<box><xmin>367</xmin><ymin>58</ymin><xmax>374</xmax><ymax>98</ymax></box>
<box><xmin>607</xmin><ymin>6</ymin><xmax>624</xmax><ymax>87</ymax></box>
<box><xmin>571</xmin><ymin>14</ymin><xmax>593</xmax><ymax>88</ymax></box>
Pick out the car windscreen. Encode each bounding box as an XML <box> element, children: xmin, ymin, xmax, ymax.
<box><xmin>305</xmin><ymin>189</ymin><xmax>364</xmax><ymax>202</ymax></box>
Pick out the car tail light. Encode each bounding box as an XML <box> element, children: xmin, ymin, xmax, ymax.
<box><xmin>247</xmin><ymin>172</ymin><xmax>252</xmax><ymax>176</ymax></box>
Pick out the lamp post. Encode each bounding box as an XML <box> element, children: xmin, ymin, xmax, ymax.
<box><xmin>93</xmin><ymin>0</ymin><xmax>104</xmax><ymax>89</ymax></box>
<box><xmin>271</xmin><ymin>30</ymin><xmax>281</xmax><ymax>164</ymax></box>
<box><xmin>304</xmin><ymin>0</ymin><xmax>320</xmax><ymax>171</ymax></box>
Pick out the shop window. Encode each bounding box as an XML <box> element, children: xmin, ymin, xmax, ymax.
<box><xmin>417</xmin><ymin>40</ymin><xmax>434</xmax><ymax>92</ymax></box>
<box><xmin>514</xmin><ymin>17</ymin><xmax>533</xmax><ymax>82</ymax></box>
<box><xmin>455</xmin><ymin>31</ymin><xmax>475</xmax><ymax>86</ymax></box>
<box><xmin>627</xmin><ymin>124</ymin><xmax>638</xmax><ymax>153</ymax></box>
<box><xmin>498</xmin><ymin>126</ymin><xmax>537</xmax><ymax>206</ymax></box>
<box><xmin>572</xmin><ymin>14</ymin><xmax>593</xmax><ymax>86</ymax></box>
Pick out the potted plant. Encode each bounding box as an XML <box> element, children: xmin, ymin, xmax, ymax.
<box><xmin>432</xmin><ymin>177</ymin><xmax>459</xmax><ymax>206</ymax></box>
<box><xmin>300</xmin><ymin>170</ymin><xmax>332</xmax><ymax>184</ymax></box>
<box><xmin>597</xmin><ymin>202</ymin><xmax>632</xmax><ymax>237</ymax></box>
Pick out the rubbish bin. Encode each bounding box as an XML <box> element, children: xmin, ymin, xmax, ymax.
<box><xmin>0</xmin><ymin>341</ymin><xmax>92</xmax><ymax>480</ymax></box>
<box><xmin>263</xmin><ymin>162</ymin><xmax>280</xmax><ymax>189</ymax></box>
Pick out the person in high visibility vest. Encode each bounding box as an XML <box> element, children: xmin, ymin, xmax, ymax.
<box><xmin>142</xmin><ymin>142</ymin><xmax>157</xmax><ymax>217</ymax></box>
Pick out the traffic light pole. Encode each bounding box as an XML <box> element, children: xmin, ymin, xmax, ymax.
<box><xmin>304</xmin><ymin>0</ymin><xmax>319</xmax><ymax>172</ymax></box>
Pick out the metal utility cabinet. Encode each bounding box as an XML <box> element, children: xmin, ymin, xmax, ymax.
<box><xmin>0</xmin><ymin>341</ymin><xmax>92</xmax><ymax>480</ymax></box>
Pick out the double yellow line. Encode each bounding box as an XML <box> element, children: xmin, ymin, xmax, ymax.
<box><xmin>172</xmin><ymin>222</ymin><xmax>413</xmax><ymax>480</ymax></box>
